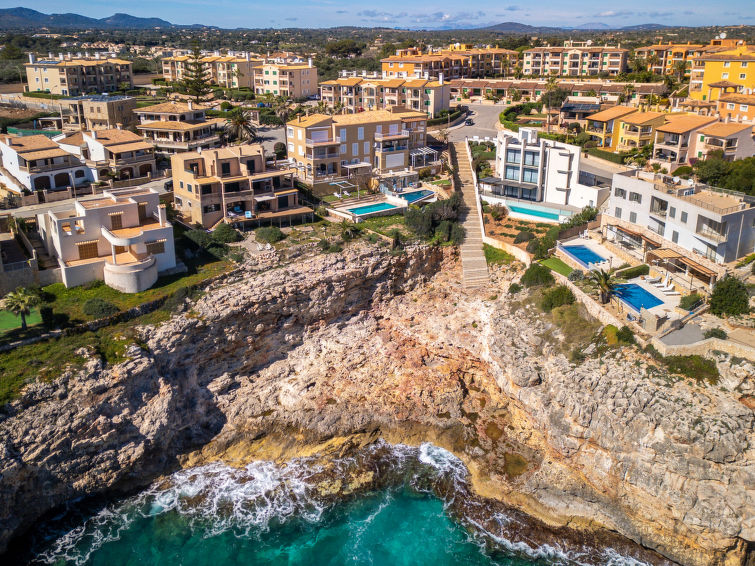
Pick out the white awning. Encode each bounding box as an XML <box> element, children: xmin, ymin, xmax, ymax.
<box><xmin>254</xmin><ymin>194</ymin><xmax>276</xmax><ymax>202</ymax></box>
<box><xmin>342</xmin><ymin>162</ymin><xmax>371</xmax><ymax>169</ymax></box>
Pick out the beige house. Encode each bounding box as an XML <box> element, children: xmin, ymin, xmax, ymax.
<box><xmin>25</xmin><ymin>53</ymin><xmax>133</xmax><ymax>96</ymax></box>
<box><xmin>381</xmin><ymin>45</ymin><xmax>518</xmax><ymax>79</ymax></box>
<box><xmin>36</xmin><ymin>95</ymin><xmax>137</xmax><ymax>132</ymax></box>
<box><xmin>616</xmin><ymin>111</ymin><xmax>667</xmax><ymax>152</ymax></box>
<box><xmin>319</xmin><ymin>75</ymin><xmax>449</xmax><ymax>117</ymax></box>
<box><xmin>171</xmin><ymin>144</ymin><xmax>311</xmax><ymax>228</ymax></box>
<box><xmin>652</xmin><ymin>114</ymin><xmax>718</xmax><ymax>166</ymax></box>
<box><xmin>695</xmin><ymin>122</ymin><xmax>755</xmax><ymax>161</ymax></box>
<box><xmin>55</xmin><ymin>128</ymin><xmax>156</xmax><ymax>182</ymax></box>
<box><xmin>36</xmin><ymin>187</ymin><xmax>176</xmax><ymax>292</ymax></box>
<box><xmin>286</xmin><ymin>106</ymin><xmax>433</xmax><ymax>183</ymax></box>
<box><xmin>161</xmin><ymin>53</ymin><xmax>263</xmax><ymax>89</ymax></box>
<box><xmin>134</xmin><ymin>101</ymin><xmax>224</xmax><ymax>154</ymax></box>
<box><xmin>523</xmin><ymin>43</ymin><xmax>628</xmax><ymax>76</ymax></box>
<box><xmin>254</xmin><ymin>61</ymin><xmax>318</xmax><ymax>99</ymax></box>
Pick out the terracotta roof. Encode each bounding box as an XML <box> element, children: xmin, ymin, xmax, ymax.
<box><xmin>136</xmin><ymin>118</ymin><xmax>223</xmax><ymax>131</ymax></box>
<box><xmin>135</xmin><ymin>102</ymin><xmax>208</xmax><ymax>114</ymax></box>
<box><xmin>334</xmin><ymin>77</ymin><xmax>362</xmax><ymax>87</ymax></box>
<box><xmin>332</xmin><ymin>109</ymin><xmax>426</xmax><ymax>125</ymax></box>
<box><xmin>3</xmin><ymin>134</ymin><xmax>61</xmax><ymax>153</ymax></box>
<box><xmin>56</xmin><ymin>131</ymin><xmax>85</xmax><ymax>146</ymax></box>
<box><xmin>620</xmin><ymin>111</ymin><xmax>666</xmax><ymax>125</ymax></box>
<box><xmin>87</xmin><ymin>129</ymin><xmax>144</xmax><ymax>146</ymax></box>
<box><xmin>174</xmin><ymin>144</ymin><xmax>264</xmax><ymax>162</ymax></box>
<box><xmin>656</xmin><ymin>114</ymin><xmax>717</xmax><ymax>134</ymax></box>
<box><xmin>402</xmin><ymin>79</ymin><xmax>429</xmax><ymax>87</ymax></box>
<box><xmin>287</xmin><ymin>114</ymin><xmax>333</xmax><ymax>128</ymax></box>
<box><xmin>586</xmin><ymin>106</ymin><xmax>637</xmax><ymax>122</ymax></box>
<box><xmin>718</xmin><ymin>93</ymin><xmax>755</xmax><ymax>105</ymax></box>
<box><xmin>109</xmin><ymin>141</ymin><xmax>154</xmax><ymax>153</ymax></box>
<box><xmin>708</xmin><ymin>80</ymin><xmax>742</xmax><ymax>88</ymax></box>
<box><xmin>699</xmin><ymin>122</ymin><xmax>752</xmax><ymax>137</ymax></box>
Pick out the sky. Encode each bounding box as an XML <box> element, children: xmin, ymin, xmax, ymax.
<box><xmin>5</xmin><ymin>0</ymin><xmax>754</xmax><ymax>29</ymax></box>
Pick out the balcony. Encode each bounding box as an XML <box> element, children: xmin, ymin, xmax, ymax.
<box><xmin>374</xmin><ymin>130</ymin><xmax>409</xmax><ymax>141</ymax></box>
<box><xmin>649</xmin><ymin>206</ymin><xmax>668</xmax><ymax>218</ymax></box>
<box><xmin>696</xmin><ymin>226</ymin><xmax>727</xmax><ymax>244</ymax></box>
<box><xmin>375</xmin><ymin>144</ymin><xmax>407</xmax><ymax>153</ymax></box>
<box><xmin>305</xmin><ymin>136</ymin><xmax>341</xmax><ymax>147</ymax></box>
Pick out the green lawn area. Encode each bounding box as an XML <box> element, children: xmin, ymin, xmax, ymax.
<box><xmin>540</xmin><ymin>257</ymin><xmax>573</xmax><ymax>276</ymax></box>
<box><xmin>484</xmin><ymin>244</ymin><xmax>515</xmax><ymax>266</ymax></box>
<box><xmin>357</xmin><ymin>213</ymin><xmax>409</xmax><ymax>237</ymax></box>
<box><xmin>429</xmin><ymin>179</ymin><xmax>452</xmax><ymax>187</ymax></box>
<box><xmin>0</xmin><ymin>309</ymin><xmax>42</xmax><ymax>332</ymax></box>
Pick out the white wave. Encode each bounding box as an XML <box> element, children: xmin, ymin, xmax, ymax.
<box><xmin>602</xmin><ymin>548</ymin><xmax>655</xmax><ymax>566</ymax></box>
<box><xmin>417</xmin><ymin>442</ymin><xmax>467</xmax><ymax>478</ymax></box>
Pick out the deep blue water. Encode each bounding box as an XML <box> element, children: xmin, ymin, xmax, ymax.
<box><xmin>613</xmin><ymin>283</ymin><xmax>665</xmax><ymax>313</ymax></box>
<box><xmin>561</xmin><ymin>245</ymin><xmax>605</xmax><ymax>267</ymax></box>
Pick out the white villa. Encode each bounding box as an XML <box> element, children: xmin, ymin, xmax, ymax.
<box><xmin>36</xmin><ymin>187</ymin><xmax>176</xmax><ymax>292</ymax></box>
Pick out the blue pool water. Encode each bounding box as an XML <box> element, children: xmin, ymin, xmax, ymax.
<box><xmin>507</xmin><ymin>205</ymin><xmax>560</xmax><ymax>221</ymax></box>
<box><xmin>613</xmin><ymin>283</ymin><xmax>664</xmax><ymax>312</ymax></box>
<box><xmin>348</xmin><ymin>202</ymin><xmax>398</xmax><ymax>215</ymax></box>
<box><xmin>562</xmin><ymin>245</ymin><xmax>605</xmax><ymax>267</ymax></box>
<box><xmin>399</xmin><ymin>190</ymin><xmax>434</xmax><ymax>203</ymax></box>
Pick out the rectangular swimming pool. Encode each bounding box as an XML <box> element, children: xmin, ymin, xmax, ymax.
<box><xmin>348</xmin><ymin>202</ymin><xmax>398</xmax><ymax>215</ymax></box>
<box><xmin>562</xmin><ymin>245</ymin><xmax>606</xmax><ymax>267</ymax></box>
<box><xmin>398</xmin><ymin>190</ymin><xmax>434</xmax><ymax>203</ymax></box>
<box><xmin>508</xmin><ymin>204</ymin><xmax>560</xmax><ymax>220</ymax></box>
<box><xmin>613</xmin><ymin>283</ymin><xmax>664</xmax><ymax>312</ymax></box>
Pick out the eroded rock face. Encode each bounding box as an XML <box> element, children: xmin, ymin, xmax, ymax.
<box><xmin>0</xmin><ymin>243</ymin><xmax>752</xmax><ymax>566</ymax></box>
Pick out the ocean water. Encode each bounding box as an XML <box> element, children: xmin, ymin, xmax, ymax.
<box><xmin>20</xmin><ymin>443</ymin><xmax>657</xmax><ymax>566</ymax></box>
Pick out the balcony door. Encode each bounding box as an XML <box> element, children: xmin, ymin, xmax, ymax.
<box><xmin>138</xmin><ymin>202</ymin><xmax>148</xmax><ymax>222</ymax></box>
<box><xmin>110</xmin><ymin>213</ymin><xmax>123</xmax><ymax>230</ymax></box>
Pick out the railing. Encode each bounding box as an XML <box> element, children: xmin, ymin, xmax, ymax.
<box><xmin>649</xmin><ymin>206</ymin><xmax>668</xmax><ymax>218</ymax></box>
<box><xmin>22</xmin><ymin>161</ymin><xmax>80</xmax><ymax>173</ymax></box>
<box><xmin>376</xmin><ymin>145</ymin><xmax>407</xmax><ymax>152</ymax></box>
<box><xmin>695</xmin><ymin>226</ymin><xmax>727</xmax><ymax>243</ymax></box>
<box><xmin>374</xmin><ymin>130</ymin><xmax>409</xmax><ymax>141</ymax></box>
<box><xmin>112</xmin><ymin>153</ymin><xmax>154</xmax><ymax>165</ymax></box>
<box><xmin>305</xmin><ymin>136</ymin><xmax>341</xmax><ymax>147</ymax></box>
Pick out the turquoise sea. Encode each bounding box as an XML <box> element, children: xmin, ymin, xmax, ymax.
<box><xmin>19</xmin><ymin>443</ymin><xmax>658</xmax><ymax>566</ymax></box>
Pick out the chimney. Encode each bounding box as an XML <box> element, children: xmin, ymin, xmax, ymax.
<box><xmin>188</xmin><ymin>100</ymin><xmax>193</xmax><ymax>110</ymax></box>
<box><xmin>58</xmin><ymin>53</ymin><xmax>64</xmax><ymax>60</ymax></box>
<box><xmin>198</xmin><ymin>147</ymin><xmax>202</xmax><ymax>154</ymax></box>
<box><xmin>116</xmin><ymin>123</ymin><xmax>122</xmax><ymax>130</ymax></box>
<box><xmin>245</xmin><ymin>52</ymin><xmax>250</xmax><ymax>61</ymax></box>
<box><xmin>308</xmin><ymin>57</ymin><xmax>313</xmax><ymax>68</ymax></box>
<box><xmin>48</xmin><ymin>52</ymin><xmax>53</xmax><ymax>59</ymax></box>
<box><xmin>28</xmin><ymin>53</ymin><xmax>36</xmax><ymax>64</ymax></box>
<box><xmin>438</xmin><ymin>72</ymin><xmax>444</xmax><ymax>85</ymax></box>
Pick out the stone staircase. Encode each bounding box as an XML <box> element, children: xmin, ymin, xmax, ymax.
<box><xmin>451</xmin><ymin>142</ymin><xmax>489</xmax><ymax>290</ymax></box>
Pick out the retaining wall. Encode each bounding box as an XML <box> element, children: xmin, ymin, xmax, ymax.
<box><xmin>650</xmin><ymin>336</ymin><xmax>755</xmax><ymax>361</ymax></box>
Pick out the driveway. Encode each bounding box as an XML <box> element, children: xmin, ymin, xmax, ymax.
<box><xmin>257</xmin><ymin>125</ymin><xmax>286</xmax><ymax>154</ymax></box>
<box><xmin>448</xmin><ymin>103</ymin><xmax>502</xmax><ymax>142</ymax></box>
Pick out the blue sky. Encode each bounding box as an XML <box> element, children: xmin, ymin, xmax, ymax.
<box><xmin>7</xmin><ymin>0</ymin><xmax>754</xmax><ymax>29</ymax></box>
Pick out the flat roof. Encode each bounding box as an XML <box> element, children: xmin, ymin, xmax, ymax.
<box><xmin>678</xmin><ymin>189</ymin><xmax>745</xmax><ymax>211</ymax></box>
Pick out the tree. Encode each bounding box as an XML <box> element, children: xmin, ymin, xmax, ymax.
<box><xmin>224</xmin><ymin>109</ymin><xmax>258</xmax><ymax>143</ymax></box>
<box><xmin>325</xmin><ymin>39</ymin><xmax>364</xmax><ymax>58</ymax></box>
<box><xmin>709</xmin><ymin>276</ymin><xmax>750</xmax><ymax>317</ymax></box>
<box><xmin>673</xmin><ymin>60</ymin><xmax>689</xmax><ymax>82</ymax></box>
<box><xmin>271</xmin><ymin>96</ymin><xmax>291</xmax><ymax>123</ymax></box>
<box><xmin>2</xmin><ymin>287</ymin><xmax>40</xmax><ymax>330</ymax></box>
<box><xmin>510</xmin><ymin>88</ymin><xmax>521</xmax><ymax>102</ymax></box>
<box><xmin>181</xmin><ymin>44</ymin><xmax>212</xmax><ymax>102</ymax></box>
<box><xmin>541</xmin><ymin>81</ymin><xmax>569</xmax><ymax>134</ymax></box>
<box><xmin>590</xmin><ymin>268</ymin><xmax>615</xmax><ymax>304</ymax></box>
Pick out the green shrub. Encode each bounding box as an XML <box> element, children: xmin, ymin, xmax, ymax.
<box><xmin>710</xmin><ymin>276</ymin><xmax>750</xmax><ymax>316</ymax></box>
<box><xmin>540</xmin><ymin>285</ymin><xmax>575</xmax><ymax>311</ymax></box>
<box><xmin>508</xmin><ymin>282</ymin><xmax>522</xmax><ymax>294</ymax></box>
<box><xmin>679</xmin><ymin>292</ymin><xmax>704</xmax><ymax>311</ymax></box>
<box><xmin>752</xmin><ymin>262</ymin><xmax>755</xmax><ymax>275</ymax></box>
<box><xmin>489</xmin><ymin>204</ymin><xmax>507</xmax><ymax>221</ymax></box>
<box><xmin>162</xmin><ymin>285</ymin><xmax>196</xmax><ymax>312</ymax></box>
<box><xmin>616</xmin><ymin>325</ymin><xmax>635</xmax><ymax>344</ymax></box>
<box><xmin>82</xmin><ymin>298</ymin><xmax>119</xmax><ymax>318</ymax></box>
<box><xmin>671</xmin><ymin>165</ymin><xmax>693</xmax><ymax>179</ymax></box>
<box><xmin>186</xmin><ymin>228</ymin><xmax>213</xmax><ymax>249</ymax></box>
<box><xmin>603</xmin><ymin>324</ymin><xmax>619</xmax><ymax>345</ymax></box>
<box><xmin>220</xmin><ymin>101</ymin><xmax>233</xmax><ymax>111</ymax></box>
<box><xmin>525</xmin><ymin>238</ymin><xmax>540</xmax><ymax>254</ymax></box>
<box><xmin>736</xmin><ymin>253</ymin><xmax>755</xmax><ymax>267</ymax></box>
<box><xmin>273</xmin><ymin>142</ymin><xmax>287</xmax><ymax>159</ymax></box>
<box><xmin>255</xmin><ymin>226</ymin><xmax>285</xmax><ymax>244</ymax></box>
<box><xmin>513</xmin><ymin>231</ymin><xmax>535</xmax><ymax>244</ymax></box>
<box><xmin>434</xmin><ymin>220</ymin><xmax>452</xmax><ymax>243</ymax></box>
<box><xmin>449</xmin><ymin>223</ymin><xmax>465</xmax><ymax>245</ymax></box>
<box><xmin>521</xmin><ymin>263</ymin><xmax>555</xmax><ymax>288</ymax></box>
<box><xmin>664</xmin><ymin>355</ymin><xmax>719</xmax><ymax>385</ymax></box>
<box><xmin>617</xmin><ymin>264</ymin><xmax>649</xmax><ymax>279</ymax></box>
<box><xmin>211</xmin><ymin>223</ymin><xmax>241</xmax><ymax>244</ymax></box>
<box><xmin>567</xmin><ymin>269</ymin><xmax>584</xmax><ymax>282</ymax></box>
<box><xmin>40</xmin><ymin>306</ymin><xmax>54</xmax><ymax>328</ymax></box>
<box><xmin>703</xmin><ymin>327</ymin><xmax>727</xmax><ymax>340</ymax></box>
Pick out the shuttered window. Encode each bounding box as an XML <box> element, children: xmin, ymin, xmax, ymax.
<box><xmin>145</xmin><ymin>240</ymin><xmax>166</xmax><ymax>255</ymax></box>
<box><xmin>76</xmin><ymin>240</ymin><xmax>98</xmax><ymax>260</ymax></box>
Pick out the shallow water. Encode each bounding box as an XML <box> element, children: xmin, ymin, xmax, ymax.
<box><xmin>19</xmin><ymin>443</ymin><xmax>658</xmax><ymax>566</ymax></box>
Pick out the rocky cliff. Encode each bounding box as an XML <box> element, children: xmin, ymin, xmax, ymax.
<box><xmin>0</xmin><ymin>243</ymin><xmax>752</xmax><ymax>565</ymax></box>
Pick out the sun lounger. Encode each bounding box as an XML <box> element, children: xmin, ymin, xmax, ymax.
<box><xmin>333</xmin><ymin>192</ymin><xmax>341</xmax><ymax>199</ymax></box>
<box><xmin>653</xmin><ymin>276</ymin><xmax>670</xmax><ymax>288</ymax></box>
<box><xmin>657</xmin><ymin>283</ymin><xmax>675</xmax><ymax>293</ymax></box>
<box><xmin>645</xmin><ymin>276</ymin><xmax>661</xmax><ymax>284</ymax></box>
<box><xmin>343</xmin><ymin>191</ymin><xmax>351</xmax><ymax>197</ymax></box>
<box><xmin>663</xmin><ymin>290</ymin><xmax>680</xmax><ymax>296</ymax></box>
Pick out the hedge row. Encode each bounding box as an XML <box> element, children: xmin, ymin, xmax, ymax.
<box><xmin>586</xmin><ymin>147</ymin><xmax>625</xmax><ymax>164</ymax></box>
<box><xmin>427</xmin><ymin>108</ymin><xmax>464</xmax><ymax>127</ymax></box>
<box><xmin>617</xmin><ymin>264</ymin><xmax>649</xmax><ymax>279</ymax></box>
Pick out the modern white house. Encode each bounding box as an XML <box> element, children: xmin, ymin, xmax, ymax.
<box><xmin>695</xmin><ymin>122</ymin><xmax>755</xmax><ymax>161</ymax></box>
<box><xmin>0</xmin><ymin>134</ymin><xmax>92</xmax><ymax>193</ymax></box>
<box><xmin>603</xmin><ymin>170</ymin><xmax>755</xmax><ymax>286</ymax></box>
<box><xmin>36</xmin><ymin>187</ymin><xmax>176</xmax><ymax>292</ymax></box>
<box><xmin>479</xmin><ymin>128</ymin><xmax>610</xmax><ymax>222</ymax></box>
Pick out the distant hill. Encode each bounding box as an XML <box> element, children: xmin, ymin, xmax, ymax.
<box><xmin>571</xmin><ymin>23</ymin><xmax>611</xmax><ymax>30</ymax></box>
<box><xmin>482</xmin><ymin>21</ymin><xmax>561</xmax><ymax>34</ymax></box>
<box><xmin>482</xmin><ymin>20</ymin><xmax>673</xmax><ymax>33</ymax></box>
<box><xmin>0</xmin><ymin>7</ymin><xmax>174</xmax><ymax>29</ymax></box>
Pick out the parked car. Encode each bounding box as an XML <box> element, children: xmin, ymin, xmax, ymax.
<box><xmin>465</xmin><ymin>119</ymin><xmax>474</xmax><ymax>126</ymax></box>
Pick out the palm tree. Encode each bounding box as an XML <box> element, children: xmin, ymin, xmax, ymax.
<box><xmin>590</xmin><ymin>268</ymin><xmax>615</xmax><ymax>304</ymax></box>
<box><xmin>2</xmin><ymin>287</ymin><xmax>40</xmax><ymax>330</ymax></box>
<box><xmin>224</xmin><ymin>109</ymin><xmax>258</xmax><ymax>143</ymax></box>
<box><xmin>271</xmin><ymin>96</ymin><xmax>291</xmax><ymax>124</ymax></box>
<box><xmin>543</xmin><ymin>76</ymin><xmax>558</xmax><ymax>134</ymax></box>
<box><xmin>315</xmin><ymin>100</ymin><xmax>328</xmax><ymax>114</ymax></box>
<box><xmin>673</xmin><ymin>60</ymin><xmax>689</xmax><ymax>83</ymax></box>
<box><xmin>330</xmin><ymin>101</ymin><xmax>345</xmax><ymax>116</ymax></box>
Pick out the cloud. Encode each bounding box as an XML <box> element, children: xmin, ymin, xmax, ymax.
<box><xmin>336</xmin><ymin>10</ymin><xmax>347</xmax><ymax>14</ymax></box>
<box><xmin>496</xmin><ymin>5</ymin><xmax>521</xmax><ymax>13</ymax></box>
<box><xmin>596</xmin><ymin>10</ymin><xmax>634</xmax><ymax>17</ymax></box>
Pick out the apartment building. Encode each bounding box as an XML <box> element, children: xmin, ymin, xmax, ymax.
<box><xmin>0</xmin><ymin>134</ymin><xmax>91</xmax><ymax>193</ymax></box>
<box><xmin>689</xmin><ymin>44</ymin><xmax>755</xmax><ymax>102</ymax></box>
<box><xmin>50</xmin><ymin>95</ymin><xmax>137</xmax><ymax>131</ymax></box>
<box><xmin>254</xmin><ymin>61</ymin><xmax>318</xmax><ymax>99</ymax></box>
<box><xmin>605</xmin><ymin>170</ymin><xmax>755</xmax><ymax>267</ymax></box>
<box><xmin>319</xmin><ymin>73</ymin><xmax>449</xmax><ymax>117</ymax></box>
<box><xmin>695</xmin><ymin>122</ymin><xmax>755</xmax><ymax>161</ymax></box>
<box><xmin>25</xmin><ymin>53</ymin><xmax>133</xmax><ymax>96</ymax></box>
<box><xmin>616</xmin><ymin>111</ymin><xmax>667</xmax><ymax>152</ymax></box>
<box><xmin>286</xmin><ymin>106</ymin><xmax>431</xmax><ymax>182</ymax></box>
<box><xmin>134</xmin><ymin>101</ymin><xmax>224</xmax><ymax>154</ymax></box>
<box><xmin>522</xmin><ymin>42</ymin><xmax>629</xmax><ymax>77</ymax></box>
<box><xmin>161</xmin><ymin>52</ymin><xmax>263</xmax><ymax>89</ymax></box>
<box><xmin>585</xmin><ymin>106</ymin><xmax>639</xmax><ymax>150</ymax></box>
<box><xmin>652</xmin><ymin>114</ymin><xmax>718</xmax><ymax>166</ymax></box>
<box><xmin>634</xmin><ymin>42</ymin><xmax>705</xmax><ymax>76</ymax></box>
<box><xmin>55</xmin><ymin>128</ymin><xmax>156</xmax><ymax>181</ymax></box>
<box><xmin>36</xmin><ymin>187</ymin><xmax>176</xmax><ymax>292</ymax></box>
<box><xmin>381</xmin><ymin>45</ymin><xmax>518</xmax><ymax>79</ymax></box>
<box><xmin>171</xmin><ymin>144</ymin><xmax>310</xmax><ymax>228</ymax></box>
<box><xmin>716</xmin><ymin>93</ymin><xmax>755</xmax><ymax>122</ymax></box>
<box><xmin>482</xmin><ymin>127</ymin><xmax>609</xmax><ymax>221</ymax></box>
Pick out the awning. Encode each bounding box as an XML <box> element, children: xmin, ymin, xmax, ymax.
<box><xmin>254</xmin><ymin>194</ymin><xmax>276</xmax><ymax>202</ymax></box>
<box><xmin>275</xmin><ymin>189</ymin><xmax>298</xmax><ymax>196</ymax></box>
<box><xmin>410</xmin><ymin>147</ymin><xmax>437</xmax><ymax>157</ymax></box>
<box><xmin>342</xmin><ymin>162</ymin><xmax>371</xmax><ymax>169</ymax></box>
<box><xmin>677</xmin><ymin>256</ymin><xmax>716</xmax><ymax>277</ymax></box>
<box><xmin>648</xmin><ymin>248</ymin><xmax>681</xmax><ymax>259</ymax></box>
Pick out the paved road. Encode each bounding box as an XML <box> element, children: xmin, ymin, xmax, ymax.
<box><xmin>258</xmin><ymin>125</ymin><xmax>286</xmax><ymax>154</ymax></box>
<box><xmin>448</xmin><ymin>103</ymin><xmax>502</xmax><ymax>143</ymax></box>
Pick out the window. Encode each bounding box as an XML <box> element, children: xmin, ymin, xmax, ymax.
<box><xmin>340</xmin><ymin>144</ymin><xmax>346</xmax><ymax>155</ymax></box>
<box><xmin>629</xmin><ymin>192</ymin><xmax>642</xmax><ymax>203</ymax></box>
<box><xmin>352</xmin><ymin>143</ymin><xmax>358</xmax><ymax>156</ymax></box>
<box><xmin>364</xmin><ymin>141</ymin><xmax>369</xmax><ymax>154</ymax></box>
<box><xmin>741</xmin><ymin>105</ymin><xmax>749</xmax><ymax>112</ymax></box>
<box><xmin>614</xmin><ymin>187</ymin><xmax>627</xmax><ymax>199</ymax></box>
<box><xmin>614</xmin><ymin>207</ymin><xmax>622</xmax><ymax>219</ymax></box>
<box><xmin>357</xmin><ymin>127</ymin><xmax>364</xmax><ymax>140</ymax></box>
<box><xmin>740</xmin><ymin>74</ymin><xmax>747</xmax><ymax>80</ymax></box>
<box><xmin>504</xmin><ymin>165</ymin><xmax>519</xmax><ymax>180</ymax></box>
<box><xmin>721</xmin><ymin>73</ymin><xmax>729</xmax><ymax>79</ymax></box>
<box><xmin>680</xmin><ymin>211</ymin><xmax>688</xmax><ymax>223</ymax></box>
<box><xmin>671</xmin><ymin>230</ymin><xmax>679</xmax><ymax>244</ymax></box>
<box><xmin>187</xmin><ymin>184</ymin><xmax>192</xmax><ymax>193</ymax></box>
<box><xmin>201</xmin><ymin>184</ymin><xmax>212</xmax><ymax>195</ymax></box>
<box><xmin>723</xmin><ymin>62</ymin><xmax>730</xmax><ymax>68</ymax></box>
<box><xmin>669</xmin><ymin>206</ymin><xmax>675</xmax><ymax>218</ymax></box>
<box><xmin>76</xmin><ymin>241</ymin><xmax>98</xmax><ymax>260</ymax></box>
<box><xmin>522</xmin><ymin>168</ymin><xmax>538</xmax><ymax>184</ymax></box>
<box><xmin>629</xmin><ymin>211</ymin><xmax>637</xmax><ymax>223</ymax></box>
<box><xmin>110</xmin><ymin>213</ymin><xmax>123</xmax><ymax>230</ymax></box>
<box><xmin>743</xmin><ymin>62</ymin><xmax>749</xmax><ymax>68</ymax></box>
<box><xmin>727</xmin><ymin>103</ymin><xmax>735</xmax><ymax>110</ymax></box>
<box><xmin>506</xmin><ymin>149</ymin><xmax>521</xmax><ymax>163</ymax></box>
<box><xmin>523</xmin><ymin>151</ymin><xmax>539</xmax><ymax>166</ymax></box>
<box><xmin>221</xmin><ymin>162</ymin><xmax>231</xmax><ymax>176</ymax></box>
<box><xmin>339</xmin><ymin>128</ymin><xmax>346</xmax><ymax>141</ymax></box>
<box><xmin>145</xmin><ymin>240</ymin><xmax>166</xmax><ymax>254</ymax></box>
<box><xmin>298</xmin><ymin>146</ymin><xmax>304</xmax><ymax>156</ymax></box>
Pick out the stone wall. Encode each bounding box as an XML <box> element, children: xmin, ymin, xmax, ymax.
<box><xmin>651</xmin><ymin>336</ymin><xmax>755</xmax><ymax>361</ymax></box>
<box><xmin>551</xmin><ymin>270</ymin><xmax>629</xmax><ymax>330</ymax></box>
<box><xmin>482</xmin><ymin>235</ymin><xmax>531</xmax><ymax>266</ymax></box>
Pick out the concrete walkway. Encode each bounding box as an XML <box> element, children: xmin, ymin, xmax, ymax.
<box><xmin>451</xmin><ymin>141</ymin><xmax>489</xmax><ymax>290</ymax></box>
<box><xmin>660</xmin><ymin>323</ymin><xmax>705</xmax><ymax>346</ymax></box>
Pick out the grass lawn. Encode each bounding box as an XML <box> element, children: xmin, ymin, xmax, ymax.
<box><xmin>430</xmin><ymin>179</ymin><xmax>452</xmax><ymax>187</ymax></box>
<box><xmin>0</xmin><ymin>309</ymin><xmax>42</xmax><ymax>332</ymax></box>
<box><xmin>483</xmin><ymin>244</ymin><xmax>515</xmax><ymax>266</ymax></box>
<box><xmin>541</xmin><ymin>257</ymin><xmax>573</xmax><ymax>277</ymax></box>
<box><xmin>357</xmin><ymin>213</ymin><xmax>409</xmax><ymax>237</ymax></box>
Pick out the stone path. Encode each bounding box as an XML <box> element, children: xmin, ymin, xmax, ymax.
<box><xmin>451</xmin><ymin>141</ymin><xmax>489</xmax><ymax>290</ymax></box>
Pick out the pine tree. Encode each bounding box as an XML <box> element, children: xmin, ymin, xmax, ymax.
<box><xmin>181</xmin><ymin>45</ymin><xmax>212</xmax><ymax>102</ymax></box>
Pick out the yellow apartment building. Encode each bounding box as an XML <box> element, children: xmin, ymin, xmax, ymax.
<box><xmin>161</xmin><ymin>53</ymin><xmax>262</xmax><ymax>89</ymax></box>
<box><xmin>254</xmin><ymin>62</ymin><xmax>318</xmax><ymax>99</ymax></box>
<box><xmin>585</xmin><ymin>106</ymin><xmax>638</xmax><ymax>150</ymax></box>
<box><xmin>171</xmin><ymin>144</ymin><xmax>311</xmax><ymax>228</ymax></box>
<box><xmin>616</xmin><ymin>111</ymin><xmax>667</xmax><ymax>152</ymax></box>
<box><xmin>319</xmin><ymin>75</ymin><xmax>449</xmax><ymax>117</ymax></box>
<box><xmin>716</xmin><ymin>93</ymin><xmax>755</xmax><ymax>122</ymax></box>
<box><xmin>634</xmin><ymin>42</ymin><xmax>704</xmax><ymax>76</ymax></box>
<box><xmin>286</xmin><ymin>106</ymin><xmax>431</xmax><ymax>183</ymax></box>
<box><xmin>689</xmin><ymin>44</ymin><xmax>755</xmax><ymax>102</ymax></box>
<box><xmin>25</xmin><ymin>53</ymin><xmax>133</xmax><ymax>96</ymax></box>
<box><xmin>134</xmin><ymin>101</ymin><xmax>224</xmax><ymax>154</ymax></box>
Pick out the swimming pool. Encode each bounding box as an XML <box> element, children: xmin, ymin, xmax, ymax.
<box><xmin>508</xmin><ymin>204</ymin><xmax>560</xmax><ymax>220</ymax></box>
<box><xmin>348</xmin><ymin>202</ymin><xmax>398</xmax><ymax>215</ymax></box>
<box><xmin>398</xmin><ymin>190</ymin><xmax>434</xmax><ymax>203</ymax></box>
<box><xmin>613</xmin><ymin>283</ymin><xmax>664</xmax><ymax>313</ymax></box>
<box><xmin>562</xmin><ymin>245</ymin><xmax>606</xmax><ymax>267</ymax></box>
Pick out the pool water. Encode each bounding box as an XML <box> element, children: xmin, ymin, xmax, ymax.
<box><xmin>348</xmin><ymin>202</ymin><xmax>398</xmax><ymax>215</ymax></box>
<box><xmin>562</xmin><ymin>245</ymin><xmax>605</xmax><ymax>267</ymax></box>
<box><xmin>507</xmin><ymin>205</ymin><xmax>560</xmax><ymax>221</ymax></box>
<box><xmin>399</xmin><ymin>190</ymin><xmax>434</xmax><ymax>203</ymax></box>
<box><xmin>613</xmin><ymin>283</ymin><xmax>664</xmax><ymax>312</ymax></box>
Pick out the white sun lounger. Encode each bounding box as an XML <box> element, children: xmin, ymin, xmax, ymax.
<box><xmin>653</xmin><ymin>275</ymin><xmax>670</xmax><ymax>288</ymax></box>
<box><xmin>657</xmin><ymin>283</ymin><xmax>675</xmax><ymax>293</ymax></box>
<box><xmin>645</xmin><ymin>275</ymin><xmax>661</xmax><ymax>284</ymax></box>
<box><xmin>663</xmin><ymin>290</ymin><xmax>680</xmax><ymax>296</ymax></box>
<box><xmin>343</xmin><ymin>191</ymin><xmax>351</xmax><ymax>197</ymax></box>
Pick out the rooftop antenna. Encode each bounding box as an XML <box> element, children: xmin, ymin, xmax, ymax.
<box><xmin>720</xmin><ymin>32</ymin><xmax>727</xmax><ymax>39</ymax></box>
